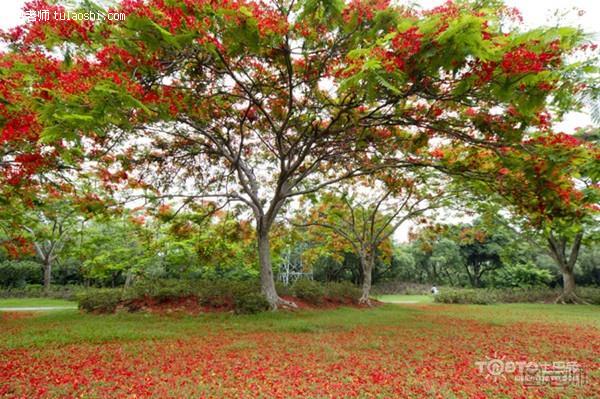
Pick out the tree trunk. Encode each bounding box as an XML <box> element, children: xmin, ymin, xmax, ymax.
<box><xmin>562</xmin><ymin>269</ymin><xmax>576</xmax><ymax>298</ymax></box>
<box><xmin>43</xmin><ymin>259</ymin><xmax>52</xmax><ymax>294</ymax></box>
<box><xmin>258</xmin><ymin>230</ymin><xmax>278</xmax><ymax>306</ymax></box>
<box><xmin>359</xmin><ymin>252</ymin><xmax>374</xmax><ymax>305</ymax></box>
<box><xmin>473</xmin><ymin>263</ymin><xmax>481</xmax><ymax>288</ymax></box>
<box><xmin>554</xmin><ymin>267</ymin><xmax>586</xmax><ymax>304</ymax></box>
<box><xmin>257</xmin><ymin>227</ymin><xmax>296</xmax><ymax>310</ymax></box>
<box><xmin>548</xmin><ymin>233</ymin><xmax>587</xmax><ymax>304</ymax></box>
<box><xmin>124</xmin><ymin>271</ymin><xmax>134</xmax><ymax>288</ymax></box>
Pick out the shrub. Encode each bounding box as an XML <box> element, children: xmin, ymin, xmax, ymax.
<box><xmin>434</xmin><ymin>289</ymin><xmax>499</xmax><ymax>304</ymax></box>
<box><xmin>77</xmin><ymin>289</ymin><xmax>123</xmax><ymax>313</ymax></box>
<box><xmin>490</xmin><ymin>263</ymin><xmax>553</xmax><ymax>288</ymax></box>
<box><xmin>275</xmin><ymin>281</ymin><xmax>292</xmax><ymax>297</ymax></box>
<box><xmin>434</xmin><ymin>287</ymin><xmax>600</xmax><ymax>305</ymax></box>
<box><xmin>234</xmin><ymin>292</ymin><xmax>270</xmax><ymax>314</ymax></box>
<box><xmin>371</xmin><ymin>281</ymin><xmax>436</xmax><ymax>295</ymax></box>
<box><xmin>22</xmin><ymin>284</ymin><xmax>44</xmax><ymax>298</ymax></box>
<box><xmin>494</xmin><ymin>287</ymin><xmax>559</xmax><ymax>303</ymax></box>
<box><xmin>0</xmin><ymin>261</ymin><xmax>42</xmax><ymax>288</ymax></box>
<box><xmin>196</xmin><ymin>279</ymin><xmax>254</xmax><ymax>308</ymax></box>
<box><xmin>575</xmin><ymin>287</ymin><xmax>600</xmax><ymax>305</ymax></box>
<box><xmin>127</xmin><ymin>279</ymin><xmax>193</xmax><ymax>299</ymax></box>
<box><xmin>325</xmin><ymin>281</ymin><xmax>361</xmax><ymax>303</ymax></box>
<box><xmin>0</xmin><ymin>284</ymin><xmax>82</xmax><ymax>299</ymax></box>
<box><xmin>291</xmin><ymin>279</ymin><xmax>325</xmax><ymax>305</ymax></box>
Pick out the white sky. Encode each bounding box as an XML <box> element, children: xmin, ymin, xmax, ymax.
<box><xmin>1</xmin><ymin>0</ymin><xmax>598</xmax><ymax>241</ymax></box>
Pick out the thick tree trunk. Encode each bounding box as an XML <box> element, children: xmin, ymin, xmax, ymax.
<box><xmin>258</xmin><ymin>231</ymin><xmax>279</xmax><ymax>306</ymax></box>
<box><xmin>562</xmin><ymin>270</ymin><xmax>576</xmax><ymax>298</ymax></box>
<box><xmin>554</xmin><ymin>267</ymin><xmax>587</xmax><ymax>304</ymax></box>
<box><xmin>257</xmin><ymin>227</ymin><xmax>296</xmax><ymax>310</ymax></box>
<box><xmin>548</xmin><ymin>233</ymin><xmax>587</xmax><ymax>304</ymax></box>
<box><xmin>42</xmin><ymin>260</ymin><xmax>52</xmax><ymax>294</ymax></box>
<box><xmin>359</xmin><ymin>252</ymin><xmax>374</xmax><ymax>305</ymax></box>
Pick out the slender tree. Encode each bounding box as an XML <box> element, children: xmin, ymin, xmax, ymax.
<box><xmin>297</xmin><ymin>172</ymin><xmax>447</xmax><ymax>304</ymax></box>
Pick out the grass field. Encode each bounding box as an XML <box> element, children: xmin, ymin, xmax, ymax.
<box><xmin>0</xmin><ymin>298</ymin><xmax>76</xmax><ymax>308</ymax></box>
<box><xmin>0</xmin><ymin>301</ymin><xmax>598</xmax><ymax>398</ymax></box>
<box><xmin>375</xmin><ymin>294</ymin><xmax>434</xmax><ymax>303</ymax></box>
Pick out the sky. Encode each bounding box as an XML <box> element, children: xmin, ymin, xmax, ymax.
<box><xmin>0</xmin><ymin>0</ymin><xmax>598</xmax><ymax>241</ymax></box>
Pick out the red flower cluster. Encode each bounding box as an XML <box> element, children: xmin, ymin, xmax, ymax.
<box><xmin>250</xmin><ymin>4</ymin><xmax>289</xmax><ymax>37</ymax></box>
<box><xmin>388</xmin><ymin>27</ymin><xmax>423</xmax><ymax>71</ymax></box>
<box><xmin>0</xmin><ymin>236</ymin><xmax>33</xmax><ymax>258</ymax></box>
<box><xmin>525</xmin><ymin>132</ymin><xmax>580</xmax><ymax>148</ymax></box>
<box><xmin>501</xmin><ymin>46</ymin><xmax>560</xmax><ymax>75</ymax></box>
<box><xmin>342</xmin><ymin>0</ymin><xmax>390</xmax><ymax>24</ymax></box>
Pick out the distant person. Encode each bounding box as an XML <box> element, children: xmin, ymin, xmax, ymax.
<box><xmin>430</xmin><ymin>286</ymin><xmax>439</xmax><ymax>295</ymax></box>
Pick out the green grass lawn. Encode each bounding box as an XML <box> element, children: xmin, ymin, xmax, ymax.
<box><xmin>0</xmin><ymin>298</ymin><xmax>76</xmax><ymax>308</ymax></box>
<box><xmin>375</xmin><ymin>294</ymin><xmax>434</xmax><ymax>303</ymax></box>
<box><xmin>1</xmin><ymin>303</ymin><xmax>598</xmax><ymax>398</ymax></box>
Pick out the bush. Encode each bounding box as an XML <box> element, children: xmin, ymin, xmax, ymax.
<box><xmin>21</xmin><ymin>284</ymin><xmax>44</xmax><ymax>298</ymax></box>
<box><xmin>490</xmin><ymin>263</ymin><xmax>553</xmax><ymax>288</ymax></box>
<box><xmin>127</xmin><ymin>279</ymin><xmax>193</xmax><ymax>300</ymax></box>
<box><xmin>0</xmin><ymin>261</ymin><xmax>42</xmax><ymax>288</ymax></box>
<box><xmin>371</xmin><ymin>281</ymin><xmax>435</xmax><ymax>295</ymax></box>
<box><xmin>275</xmin><ymin>281</ymin><xmax>292</xmax><ymax>297</ymax></box>
<box><xmin>573</xmin><ymin>287</ymin><xmax>600</xmax><ymax>305</ymax></box>
<box><xmin>494</xmin><ymin>287</ymin><xmax>559</xmax><ymax>303</ymax></box>
<box><xmin>291</xmin><ymin>279</ymin><xmax>325</xmax><ymax>305</ymax></box>
<box><xmin>196</xmin><ymin>279</ymin><xmax>252</xmax><ymax>307</ymax></box>
<box><xmin>121</xmin><ymin>278</ymin><xmax>269</xmax><ymax>314</ymax></box>
<box><xmin>0</xmin><ymin>284</ymin><xmax>82</xmax><ymax>299</ymax></box>
<box><xmin>77</xmin><ymin>289</ymin><xmax>122</xmax><ymax>313</ymax></box>
<box><xmin>234</xmin><ymin>292</ymin><xmax>270</xmax><ymax>314</ymax></box>
<box><xmin>434</xmin><ymin>287</ymin><xmax>600</xmax><ymax>305</ymax></box>
<box><xmin>325</xmin><ymin>281</ymin><xmax>361</xmax><ymax>303</ymax></box>
<box><xmin>434</xmin><ymin>289</ymin><xmax>499</xmax><ymax>304</ymax></box>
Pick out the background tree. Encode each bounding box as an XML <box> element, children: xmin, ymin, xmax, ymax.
<box><xmin>10</xmin><ymin>196</ymin><xmax>83</xmax><ymax>292</ymax></box>
<box><xmin>297</xmin><ymin>172</ymin><xmax>445</xmax><ymax>303</ymax></box>
<box><xmin>441</xmin><ymin>129</ymin><xmax>599</xmax><ymax>301</ymax></box>
<box><xmin>453</xmin><ymin>223</ymin><xmax>506</xmax><ymax>288</ymax></box>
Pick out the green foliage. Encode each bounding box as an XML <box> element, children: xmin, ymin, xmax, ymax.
<box><xmin>324</xmin><ymin>281</ymin><xmax>361</xmax><ymax>302</ymax></box>
<box><xmin>291</xmin><ymin>279</ymin><xmax>326</xmax><ymax>305</ymax></box>
<box><xmin>75</xmin><ymin>218</ymin><xmax>154</xmax><ymax>284</ymax></box>
<box><xmin>77</xmin><ymin>289</ymin><xmax>123</xmax><ymax>313</ymax></box>
<box><xmin>490</xmin><ymin>263</ymin><xmax>553</xmax><ymax>288</ymax></box>
<box><xmin>434</xmin><ymin>288</ymin><xmax>499</xmax><ymax>305</ymax></box>
<box><xmin>434</xmin><ymin>287</ymin><xmax>600</xmax><ymax>305</ymax></box>
<box><xmin>0</xmin><ymin>284</ymin><xmax>81</xmax><ymax>300</ymax></box>
<box><xmin>371</xmin><ymin>281</ymin><xmax>436</xmax><ymax>295</ymax></box>
<box><xmin>78</xmin><ymin>279</ymin><xmax>271</xmax><ymax>314</ymax></box>
<box><xmin>576</xmin><ymin>287</ymin><xmax>600</xmax><ymax>305</ymax></box>
<box><xmin>126</xmin><ymin>278</ymin><xmax>194</xmax><ymax>301</ymax></box>
<box><xmin>234</xmin><ymin>292</ymin><xmax>270</xmax><ymax>314</ymax></box>
<box><xmin>576</xmin><ymin>246</ymin><xmax>600</xmax><ymax>285</ymax></box>
<box><xmin>0</xmin><ymin>260</ymin><xmax>41</xmax><ymax>288</ymax></box>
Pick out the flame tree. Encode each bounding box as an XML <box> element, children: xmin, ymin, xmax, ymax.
<box><xmin>0</xmin><ymin>0</ymin><xmax>596</xmax><ymax>307</ymax></box>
